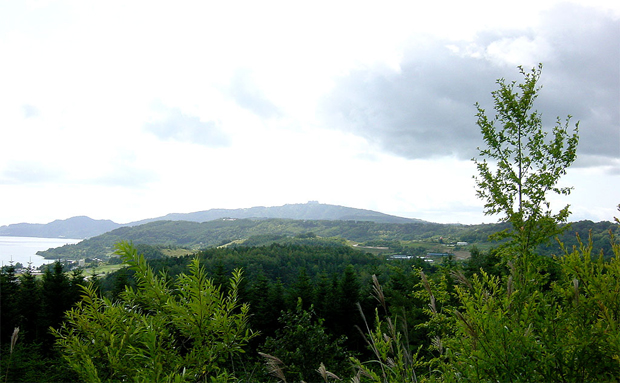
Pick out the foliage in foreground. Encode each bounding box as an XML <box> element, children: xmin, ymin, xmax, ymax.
<box><xmin>53</xmin><ymin>241</ymin><xmax>256</xmax><ymax>382</ymax></box>
<box><xmin>259</xmin><ymin>299</ymin><xmax>351</xmax><ymax>382</ymax></box>
<box><xmin>402</xmin><ymin>231</ymin><xmax>620</xmax><ymax>383</ymax></box>
<box><xmin>408</xmin><ymin>64</ymin><xmax>618</xmax><ymax>382</ymax></box>
<box><xmin>49</xmin><ymin>232</ymin><xmax>620</xmax><ymax>382</ymax></box>
<box><xmin>347</xmin><ymin>65</ymin><xmax>618</xmax><ymax>382</ymax></box>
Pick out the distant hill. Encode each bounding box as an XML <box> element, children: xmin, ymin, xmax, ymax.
<box><xmin>1</xmin><ymin>202</ymin><xmax>424</xmax><ymax>239</ymax></box>
<box><xmin>0</xmin><ymin>216</ymin><xmax>121</xmax><ymax>239</ymax></box>
<box><xmin>130</xmin><ymin>202</ymin><xmax>424</xmax><ymax>226</ymax></box>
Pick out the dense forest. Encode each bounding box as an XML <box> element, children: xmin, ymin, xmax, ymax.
<box><xmin>2</xmin><ymin>242</ymin><xmax>433</xmax><ymax>381</ymax></box>
<box><xmin>3</xmin><ymin>229</ymin><xmax>619</xmax><ymax>382</ymax></box>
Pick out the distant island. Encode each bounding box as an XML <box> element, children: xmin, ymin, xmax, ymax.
<box><xmin>0</xmin><ymin>216</ymin><xmax>120</xmax><ymax>239</ymax></box>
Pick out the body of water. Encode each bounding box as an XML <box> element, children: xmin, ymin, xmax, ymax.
<box><xmin>0</xmin><ymin>236</ymin><xmax>82</xmax><ymax>268</ymax></box>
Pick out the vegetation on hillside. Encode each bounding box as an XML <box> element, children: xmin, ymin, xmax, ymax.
<box><xmin>39</xmin><ymin>217</ymin><xmax>618</xmax><ymax>263</ymax></box>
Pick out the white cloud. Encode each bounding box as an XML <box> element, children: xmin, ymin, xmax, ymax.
<box><xmin>145</xmin><ymin>106</ymin><xmax>231</xmax><ymax>147</ymax></box>
<box><xmin>0</xmin><ymin>0</ymin><xmax>618</xmax><ymax>226</ymax></box>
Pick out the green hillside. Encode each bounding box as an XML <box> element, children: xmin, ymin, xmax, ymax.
<box><xmin>37</xmin><ymin>217</ymin><xmax>618</xmax><ymax>261</ymax></box>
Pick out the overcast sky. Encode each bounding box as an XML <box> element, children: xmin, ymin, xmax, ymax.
<box><xmin>1</xmin><ymin>0</ymin><xmax>618</xmax><ymax>226</ymax></box>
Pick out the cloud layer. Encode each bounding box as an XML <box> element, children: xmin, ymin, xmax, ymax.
<box><xmin>320</xmin><ymin>4</ymin><xmax>619</xmax><ymax>169</ymax></box>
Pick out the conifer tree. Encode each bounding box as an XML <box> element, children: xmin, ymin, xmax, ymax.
<box><xmin>260</xmin><ymin>300</ymin><xmax>350</xmax><ymax>382</ymax></box>
<box><xmin>0</xmin><ymin>265</ymin><xmax>19</xmax><ymax>344</ymax></box>
<box><xmin>40</xmin><ymin>262</ymin><xmax>73</xmax><ymax>350</ymax></box>
<box><xmin>17</xmin><ymin>267</ymin><xmax>41</xmax><ymax>343</ymax></box>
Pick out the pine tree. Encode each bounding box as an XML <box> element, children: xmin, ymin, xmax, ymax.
<box><xmin>0</xmin><ymin>265</ymin><xmax>19</xmax><ymax>344</ymax></box>
<box><xmin>17</xmin><ymin>267</ymin><xmax>41</xmax><ymax>343</ymax></box>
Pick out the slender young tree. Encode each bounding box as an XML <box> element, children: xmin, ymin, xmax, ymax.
<box><xmin>473</xmin><ymin>63</ymin><xmax>579</xmax><ymax>257</ymax></box>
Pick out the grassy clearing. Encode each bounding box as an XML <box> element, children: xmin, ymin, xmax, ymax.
<box><xmin>349</xmin><ymin>239</ymin><xmax>472</xmax><ymax>260</ymax></box>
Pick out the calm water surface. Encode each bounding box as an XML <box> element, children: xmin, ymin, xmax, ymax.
<box><xmin>0</xmin><ymin>236</ymin><xmax>82</xmax><ymax>267</ymax></box>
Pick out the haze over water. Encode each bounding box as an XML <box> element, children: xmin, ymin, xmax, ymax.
<box><xmin>0</xmin><ymin>236</ymin><xmax>82</xmax><ymax>268</ymax></box>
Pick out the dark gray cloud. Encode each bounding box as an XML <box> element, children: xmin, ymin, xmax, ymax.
<box><xmin>229</xmin><ymin>69</ymin><xmax>282</xmax><ymax>118</ymax></box>
<box><xmin>145</xmin><ymin>107</ymin><xmax>231</xmax><ymax>147</ymax></box>
<box><xmin>535</xmin><ymin>4</ymin><xmax>620</xmax><ymax>166</ymax></box>
<box><xmin>320</xmin><ymin>50</ymin><xmax>502</xmax><ymax>160</ymax></box>
<box><xmin>319</xmin><ymin>4</ymin><xmax>619</xmax><ymax>167</ymax></box>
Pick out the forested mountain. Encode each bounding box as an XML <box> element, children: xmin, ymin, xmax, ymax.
<box><xmin>1</xmin><ymin>202</ymin><xmax>421</xmax><ymax>239</ymax></box>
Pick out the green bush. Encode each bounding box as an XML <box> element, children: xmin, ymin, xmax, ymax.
<box><xmin>53</xmin><ymin>241</ymin><xmax>256</xmax><ymax>382</ymax></box>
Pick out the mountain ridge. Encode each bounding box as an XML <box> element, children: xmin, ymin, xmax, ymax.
<box><xmin>129</xmin><ymin>202</ymin><xmax>423</xmax><ymax>226</ymax></box>
<box><xmin>0</xmin><ymin>202</ymin><xmax>425</xmax><ymax>239</ymax></box>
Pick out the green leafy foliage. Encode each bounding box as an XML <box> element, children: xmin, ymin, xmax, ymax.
<box><xmin>53</xmin><ymin>241</ymin><xmax>256</xmax><ymax>382</ymax></box>
<box><xmin>407</xmin><ymin>65</ymin><xmax>619</xmax><ymax>382</ymax></box>
<box><xmin>473</xmin><ymin>64</ymin><xmax>579</xmax><ymax>254</ymax></box>
<box><xmin>553</xmin><ymin>233</ymin><xmax>620</xmax><ymax>376</ymax></box>
<box><xmin>422</xmin><ymin>231</ymin><xmax>620</xmax><ymax>382</ymax></box>
<box><xmin>349</xmin><ymin>65</ymin><xmax>617</xmax><ymax>382</ymax></box>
